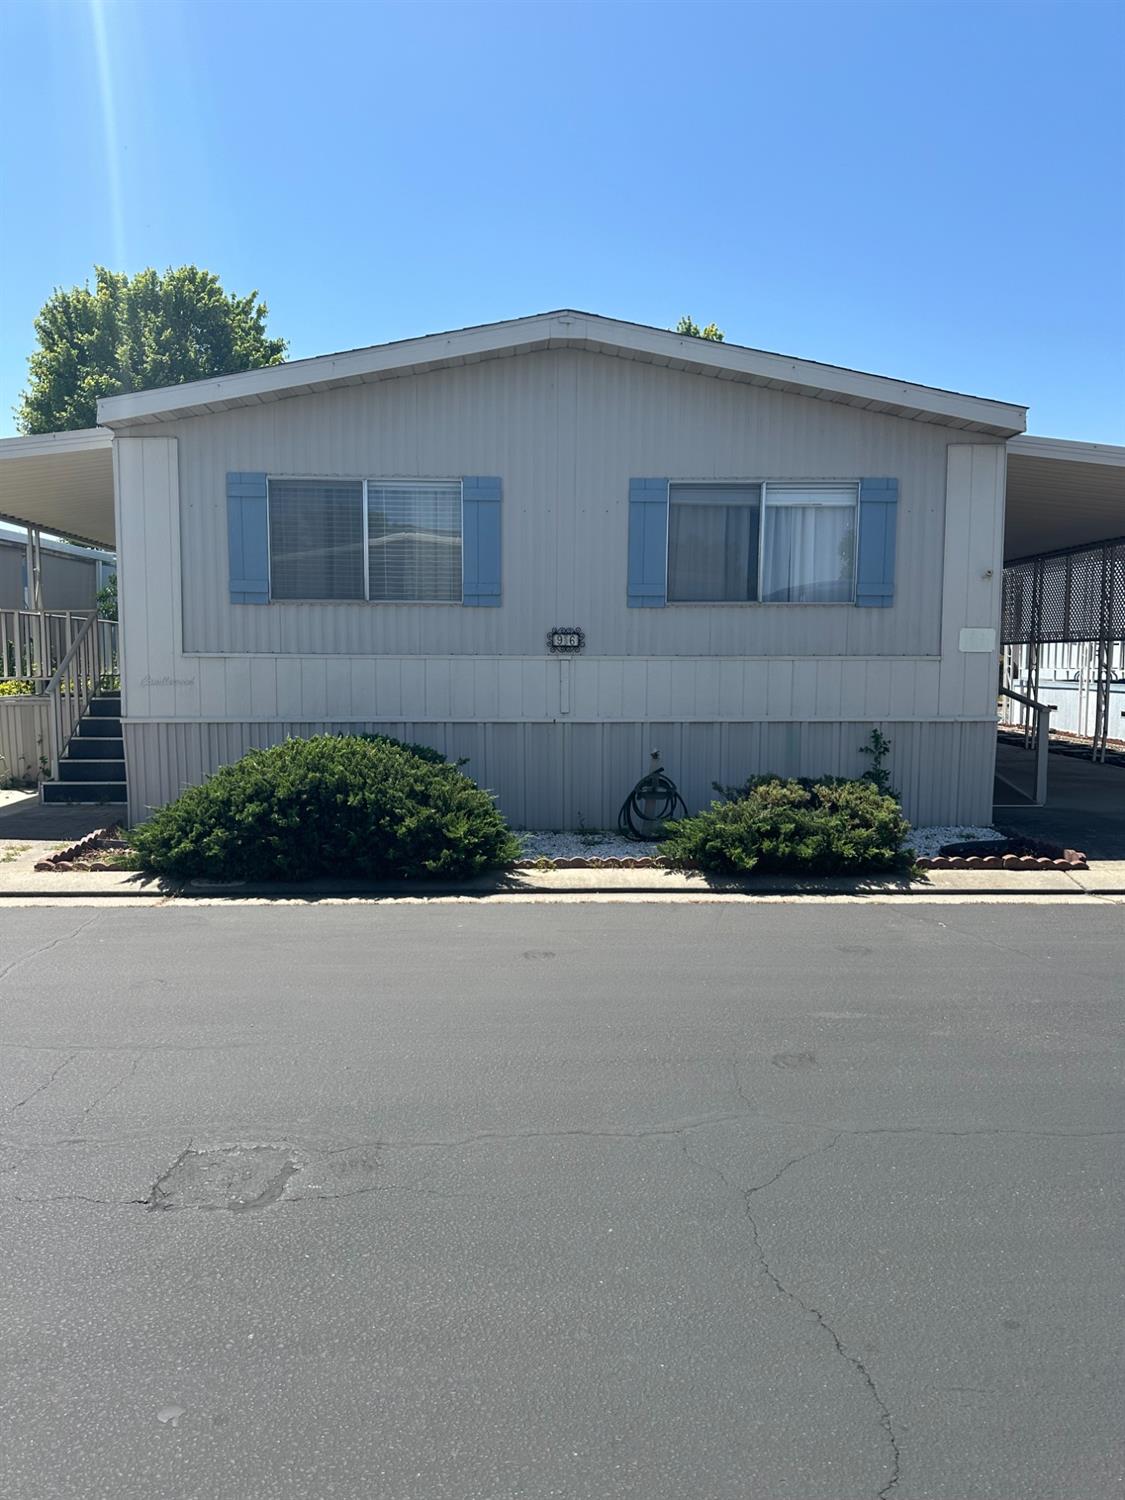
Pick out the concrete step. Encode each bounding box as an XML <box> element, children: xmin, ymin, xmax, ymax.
<box><xmin>59</xmin><ymin>758</ymin><xmax>126</xmax><ymax>784</ymax></box>
<box><xmin>42</xmin><ymin>781</ymin><xmax>127</xmax><ymax>805</ymax></box>
<box><xmin>66</xmin><ymin>735</ymin><xmax>124</xmax><ymax>760</ymax></box>
<box><xmin>87</xmin><ymin>697</ymin><xmax>122</xmax><ymax>718</ymax></box>
<box><xmin>77</xmin><ymin>715</ymin><xmax>121</xmax><ymax>738</ymax></box>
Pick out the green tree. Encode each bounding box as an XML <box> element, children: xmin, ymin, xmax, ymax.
<box><xmin>675</xmin><ymin>315</ymin><xmax>725</xmax><ymax>342</ymax></box>
<box><xmin>96</xmin><ymin>572</ymin><xmax>117</xmax><ymax>622</ymax></box>
<box><xmin>17</xmin><ymin>266</ymin><xmax>287</xmax><ymax>433</ymax></box>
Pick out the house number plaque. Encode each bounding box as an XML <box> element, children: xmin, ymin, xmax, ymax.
<box><xmin>547</xmin><ymin>627</ymin><xmax>585</xmax><ymax>653</ymax></box>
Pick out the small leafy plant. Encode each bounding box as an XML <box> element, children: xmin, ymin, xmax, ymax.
<box><xmin>129</xmin><ymin>734</ymin><xmax>520</xmax><ymax>882</ymax></box>
<box><xmin>859</xmin><ymin>728</ymin><xmax>897</xmax><ymax>797</ymax></box>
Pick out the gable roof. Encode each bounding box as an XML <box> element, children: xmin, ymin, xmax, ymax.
<box><xmin>95</xmin><ymin>310</ymin><xmax>1027</xmax><ymax>437</ymax></box>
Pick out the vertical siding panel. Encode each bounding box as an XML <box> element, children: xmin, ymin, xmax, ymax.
<box><xmin>450</xmin><ymin>659</ymin><xmax>475</xmax><ymax>718</ymax></box>
<box><xmin>620</xmin><ymin>661</ymin><xmax>648</xmax><ymax>719</ymax></box>
<box><xmin>400</xmin><ymin>659</ymin><xmax>426</xmax><ymax>718</ymax></box>
<box><xmin>497</xmin><ymin>662</ymin><xmax>522</xmax><ymax>718</ymax></box>
<box><xmin>249</xmin><ymin>658</ymin><xmax>278</xmax><ymax>718</ymax></box>
<box><xmin>888</xmin><ymin>659</ymin><xmax>917</xmax><ymax>719</ymax></box>
<box><xmin>223</xmin><ymin>658</ymin><xmax>251</xmax><ymax>720</ymax></box>
<box><xmin>471</xmin><ymin>659</ymin><xmax>499</xmax><ymax>719</ymax></box>
<box><xmin>276</xmin><ymin>660</ymin><xmax>302</xmax><ymax>719</ymax></box>
<box><xmin>743</xmin><ymin>660</ymin><xmax>768</xmax><ymax>717</ymax></box>
<box><xmin>693</xmin><ymin>659</ymin><xmax>721</xmax><ymax>718</ymax></box>
<box><xmin>521</xmin><ymin>662</ymin><xmax>547</xmax><ymax>719</ymax></box>
<box><xmin>766</xmin><ymin>660</ymin><xmax>794</xmax><ymax>717</ymax></box>
<box><xmin>645</xmin><ymin>660</ymin><xmax>672</xmax><ymax>718</ymax></box>
<box><xmin>815</xmin><ymin>660</ymin><xmax>843</xmax><ymax>720</ymax></box>
<box><xmin>349</xmin><ymin>658</ymin><xmax>377</xmax><ymax>718</ymax></box>
<box><xmin>596</xmin><ymin>660</ymin><xmax>624</xmax><ymax>719</ymax></box>
<box><xmin>864</xmin><ymin>660</ymin><xmax>893</xmax><ymax>719</ymax></box>
<box><xmin>324</xmin><ymin>658</ymin><xmax>351</xmax><ymax>718</ymax></box>
<box><xmin>424</xmin><ymin>660</ymin><xmax>452</xmax><ymax>719</ymax></box>
<box><xmin>300</xmin><ymin>659</ymin><xmax>327</xmax><ymax>719</ymax></box>
<box><xmin>718</xmin><ymin>659</ymin><xmax>744</xmax><ymax>717</ymax></box>
<box><xmin>374</xmin><ymin>658</ymin><xmax>402</xmax><ymax>717</ymax></box>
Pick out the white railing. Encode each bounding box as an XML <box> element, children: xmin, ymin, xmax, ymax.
<box><xmin>997</xmin><ymin>686</ymin><xmax>1055</xmax><ymax>806</ymax></box>
<box><xmin>41</xmin><ymin>616</ymin><xmax>119</xmax><ymax>782</ymax></box>
<box><xmin>0</xmin><ymin>608</ymin><xmax>94</xmax><ymax>685</ymax></box>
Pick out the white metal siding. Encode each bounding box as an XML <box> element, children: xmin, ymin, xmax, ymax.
<box><xmin>124</xmin><ymin>717</ymin><xmax>997</xmax><ymax>830</ymax></box>
<box><xmin>164</xmin><ymin>349</ymin><xmax>960</xmax><ymax>660</ymax></box>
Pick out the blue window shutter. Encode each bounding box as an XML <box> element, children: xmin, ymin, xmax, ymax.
<box><xmin>227</xmin><ymin>472</ymin><xmax>270</xmax><ymax>604</ymax></box>
<box><xmin>462</xmin><ymin>476</ymin><xmax>502</xmax><ymax>606</ymax></box>
<box><xmin>855</xmin><ymin>478</ymin><xmax>898</xmax><ymax>607</ymax></box>
<box><xmin>627</xmin><ymin>478</ymin><xmax>669</xmax><ymax>607</ymax></box>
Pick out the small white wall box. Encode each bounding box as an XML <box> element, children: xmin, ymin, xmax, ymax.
<box><xmin>959</xmin><ymin>627</ymin><xmax>997</xmax><ymax>653</ymax></box>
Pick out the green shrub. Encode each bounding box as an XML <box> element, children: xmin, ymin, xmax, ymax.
<box><xmin>356</xmin><ymin>731</ymin><xmax>457</xmax><ymax>766</ymax></box>
<box><xmin>129</xmin><ymin>734</ymin><xmax>520</xmax><ymax>882</ymax></box>
<box><xmin>661</xmin><ymin>777</ymin><xmax>913</xmax><ymax>875</ymax></box>
<box><xmin>0</xmin><ymin>680</ymin><xmax>35</xmax><ymax>696</ymax></box>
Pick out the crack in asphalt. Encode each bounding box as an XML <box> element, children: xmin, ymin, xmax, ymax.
<box><xmin>6</xmin><ymin>1051</ymin><xmax>79</xmax><ymax>1112</ymax></box>
<box><xmin>72</xmin><ymin>1054</ymin><xmax>142</xmax><ymax>1130</ymax></box>
<box><xmin>0</xmin><ymin>914</ymin><xmax>102</xmax><ymax>990</ymax></box>
<box><xmin>682</xmin><ymin>1130</ymin><xmax>902</xmax><ymax>1500</ymax></box>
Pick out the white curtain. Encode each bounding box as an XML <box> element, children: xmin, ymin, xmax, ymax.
<box><xmin>761</xmin><ymin>486</ymin><xmax>857</xmax><ymax>603</ymax></box>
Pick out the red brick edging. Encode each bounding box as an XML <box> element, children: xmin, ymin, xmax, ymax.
<box><xmin>914</xmin><ymin>852</ymin><xmax>1087</xmax><ymax>871</ymax></box>
<box><xmin>35</xmin><ymin>826</ymin><xmax>125</xmax><ymax>873</ymax></box>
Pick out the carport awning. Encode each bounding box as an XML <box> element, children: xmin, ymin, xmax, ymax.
<box><xmin>0</xmin><ymin>428</ymin><xmax>115</xmax><ymax>549</ymax></box>
<box><xmin>1005</xmin><ymin>436</ymin><xmax>1125</xmax><ymax>562</ymax></box>
<box><xmin>0</xmin><ymin>424</ymin><xmax>1121</xmax><ymax>567</ymax></box>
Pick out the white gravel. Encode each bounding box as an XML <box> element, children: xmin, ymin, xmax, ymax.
<box><xmin>905</xmin><ymin>824</ymin><xmax>1003</xmax><ymax>858</ymax></box>
<box><xmin>517</xmin><ymin>823</ymin><xmax>1003</xmax><ymax>862</ymax></box>
<box><xmin>518</xmin><ymin>831</ymin><xmax>655</xmax><ymax>861</ymax></box>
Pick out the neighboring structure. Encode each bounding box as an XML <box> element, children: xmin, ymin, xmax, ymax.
<box><xmin>0</xmin><ymin>521</ymin><xmax>114</xmax><ymax>614</ymax></box>
<box><xmin>0</xmin><ymin>312</ymin><xmax>1120</xmax><ymax>826</ymax></box>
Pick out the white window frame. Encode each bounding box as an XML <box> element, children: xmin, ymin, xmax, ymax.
<box><xmin>265</xmin><ymin>476</ymin><xmax>465</xmax><ymax>605</ymax></box>
<box><xmin>665</xmin><ymin>479</ymin><xmax>861</xmax><ymax>605</ymax></box>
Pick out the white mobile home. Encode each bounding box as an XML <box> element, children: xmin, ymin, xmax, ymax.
<box><xmin>3</xmin><ymin>313</ymin><xmax>1037</xmax><ymax>824</ymax></box>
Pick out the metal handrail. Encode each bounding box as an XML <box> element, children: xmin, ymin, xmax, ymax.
<box><xmin>0</xmin><ymin>607</ymin><xmax>93</xmax><ymax>684</ymax></box>
<box><xmin>997</xmin><ymin>686</ymin><xmax>1055</xmax><ymax>806</ymax></box>
<box><xmin>1001</xmin><ymin>686</ymin><xmax>1058</xmax><ymax>713</ymax></box>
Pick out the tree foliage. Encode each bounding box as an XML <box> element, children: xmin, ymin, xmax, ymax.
<box><xmin>97</xmin><ymin>572</ymin><xmax>117</xmax><ymax>622</ymax></box>
<box><xmin>17</xmin><ymin>266</ymin><xmax>287</xmax><ymax>433</ymax></box>
<box><xmin>675</xmin><ymin>315</ymin><xmax>725</xmax><ymax>342</ymax></box>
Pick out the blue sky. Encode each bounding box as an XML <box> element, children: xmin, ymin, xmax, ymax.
<box><xmin>1</xmin><ymin>0</ymin><xmax>1122</xmax><ymax>440</ymax></box>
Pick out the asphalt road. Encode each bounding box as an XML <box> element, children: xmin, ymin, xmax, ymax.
<box><xmin>1</xmin><ymin>901</ymin><xmax>1122</xmax><ymax>1500</ymax></box>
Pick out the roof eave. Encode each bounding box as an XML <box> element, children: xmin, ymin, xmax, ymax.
<box><xmin>96</xmin><ymin>312</ymin><xmax>1028</xmax><ymax>437</ymax></box>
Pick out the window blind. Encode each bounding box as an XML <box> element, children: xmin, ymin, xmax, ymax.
<box><xmin>268</xmin><ymin>480</ymin><xmax>365</xmax><ymax>600</ymax></box>
<box><xmin>367</xmin><ymin>482</ymin><xmax>462</xmax><ymax>603</ymax></box>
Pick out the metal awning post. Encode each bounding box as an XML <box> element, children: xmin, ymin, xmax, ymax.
<box><xmin>24</xmin><ymin>523</ymin><xmax>46</xmax><ymax>680</ymax></box>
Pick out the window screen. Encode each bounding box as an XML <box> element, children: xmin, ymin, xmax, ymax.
<box><xmin>367</xmin><ymin>482</ymin><xmax>462</xmax><ymax>603</ymax></box>
<box><xmin>761</xmin><ymin>485</ymin><xmax>858</xmax><ymax>604</ymax></box>
<box><xmin>268</xmin><ymin>479</ymin><xmax>365</xmax><ymax>600</ymax></box>
<box><xmin>667</xmin><ymin>484</ymin><xmax>761</xmax><ymax>602</ymax></box>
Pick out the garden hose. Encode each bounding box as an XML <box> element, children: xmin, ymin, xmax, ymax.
<box><xmin>617</xmin><ymin>765</ymin><xmax>688</xmax><ymax>841</ymax></box>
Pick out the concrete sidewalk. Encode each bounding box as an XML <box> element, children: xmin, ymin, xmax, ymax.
<box><xmin>1</xmin><ymin>845</ymin><xmax>1123</xmax><ymax>901</ymax></box>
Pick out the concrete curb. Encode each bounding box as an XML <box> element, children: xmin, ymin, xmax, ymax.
<box><xmin>2</xmin><ymin>863</ymin><xmax>1125</xmax><ymax>900</ymax></box>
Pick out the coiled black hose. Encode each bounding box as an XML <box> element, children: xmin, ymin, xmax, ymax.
<box><xmin>617</xmin><ymin>766</ymin><xmax>688</xmax><ymax>841</ymax></box>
